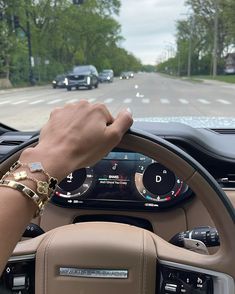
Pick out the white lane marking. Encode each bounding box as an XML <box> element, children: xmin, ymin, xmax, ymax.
<box><xmin>198</xmin><ymin>99</ymin><xmax>211</xmax><ymax>104</ymax></box>
<box><xmin>123</xmin><ymin>98</ymin><xmax>132</xmax><ymax>103</ymax></box>
<box><xmin>142</xmin><ymin>98</ymin><xmax>150</xmax><ymax>104</ymax></box>
<box><xmin>88</xmin><ymin>98</ymin><xmax>96</xmax><ymax>103</ymax></box>
<box><xmin>217</xmin><ymin>99</ymin><xmax>231</xmax><ymax>105</ymax></box>
<box><xmin>29</xmin><ymin>99</ymin><xmax>44</xmax><ymax>105</ymax></box>
<box><xmin>135</xmin><ymin>85</ymin><xmax>139</xmax><ymax>89</ymax></box>
<box><xmin>160</xmin><ymin>98</ymin><xmax>170</xmax><ymax>104</ymax></box>
<box><xmin>11</xmin><ymin>100</ymin><xmax>27</xmax><ymax>105</ymax></box>
<box><xmin>0</xmin><ymin>100</ymin><xmax>10</xmax><ymax>105</ymax></box>
<box><xmin>104</xmin><ymin>98</ymin><xmax>113</xmax><ymax>104</ymax></box>
<box><xmin>66</xmin><ymin>99</ymin><xmax>78</xmax><ymax>104</ymax></box>
<box><xmin>179</xmin><ymin>98</ymin><xmax>189</xmax><ymax>104</ymax></box>
<box><xmin>47</xmin><ymin>99</ymin><xmax>62</xmax><ymax>105</ymax></box>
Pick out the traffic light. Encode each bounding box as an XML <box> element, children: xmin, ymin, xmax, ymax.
<box><xmin>13</xmin><ymin>16</ymin><xmax>20</xmax><ymax>29</ymax></box>
<box><xmin>73</xmin><ymin>0</ymin><xmax>84</xmax><ymax>4</ymax></box>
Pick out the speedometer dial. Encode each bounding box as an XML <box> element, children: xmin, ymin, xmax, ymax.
<box><xmin>55</xmin><ymin>167</ymin><xmax>94</xmax><ymax>198</ymax></box>
<box><xmin>135</xmin><ymin>160</ymin><xmax>184</xmax><ymax>203</ymax></box>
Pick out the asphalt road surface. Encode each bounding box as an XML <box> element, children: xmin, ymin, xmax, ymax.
<box><xmin>0</xmin><ymin>73</ymin><xmax>235</xmax><ymax>130</ymax></box>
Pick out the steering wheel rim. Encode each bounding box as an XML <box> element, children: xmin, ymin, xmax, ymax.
<box><xmin>1</xmin><ymin>128</ymin><xmax>235</xmax><ymax>294</ymax></box>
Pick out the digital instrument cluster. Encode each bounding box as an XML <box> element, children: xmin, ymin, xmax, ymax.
<box><xmin>51</xmin><ymin>151</ymin><xmax>192</xmax><ymax>210</ymax></box>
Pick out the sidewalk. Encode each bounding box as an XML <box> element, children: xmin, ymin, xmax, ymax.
<box><xmin>200</xmin><ymin>78</ymin><xmax>235</xmax><ymax>88</ymax></box>
<box><xmin>0</xmin><ymin>85</ymin><xmax>50</xmax><ymax>95</ymax></box>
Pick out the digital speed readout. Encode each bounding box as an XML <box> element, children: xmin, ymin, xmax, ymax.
<box><xmin>52</xmin><ymin>151</ymin><xmax>191</xmax><ymax>209</ymax></box>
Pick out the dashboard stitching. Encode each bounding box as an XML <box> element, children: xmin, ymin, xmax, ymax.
<box><xmin>43</xmin><ymin>230</ymin><xmax>58</xmax><ymax>294</ymax></box>
<box><xmin>143</xmin><ymin>229</ymin><xmax>147</xmax><ymax>294</ymax></box>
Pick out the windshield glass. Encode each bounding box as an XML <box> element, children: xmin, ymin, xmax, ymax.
<box><xmin>0</xmin><ymin>0</ymin><xmax>235</xmax><ymax>130</ymax></box>
<box><xmin>72</xmin><ymin>66</ymin><xmax>91</xmax><ymax>74</ymax></box>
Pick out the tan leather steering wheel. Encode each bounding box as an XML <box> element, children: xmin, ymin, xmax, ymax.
<box><xmin>2</xmin><ymin>130</ymin><xmax>235</xmax><ymax>294</ymax></box>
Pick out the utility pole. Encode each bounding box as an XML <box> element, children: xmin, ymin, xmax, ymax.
<box><xmin>187</xmin><ymin>15</ymin><xmax>194</xmax><ymax>77</ymax></box>
<box><xmin>26</xmin><ymin>8</ymin><xmax>34</xmax><ymax>85</ymax></box>
<box><xmin>213</xmin><ymin>0</ymin><xmax>219</xmax><ymax>77</ymax></box>
<box><xmin>177</xmin><ymin>42</ymin><xmax>181</xmax><ymax>76</ymax></box>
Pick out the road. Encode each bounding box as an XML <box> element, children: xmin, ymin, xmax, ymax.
<box><xmin>0</xmin><ymin>73</ymin><xmax>235</xmax><ymax>130</ymax></box>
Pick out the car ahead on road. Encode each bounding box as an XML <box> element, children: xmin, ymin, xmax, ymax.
<box><xmin>128</xmin><ymin>71</ymin><xmax>134</xmax><ymax>78</ymax></box>
<box><xmin>52</xmin><ymin>74</ymin><xmax>66</xmax><ymax>88</ymax></box>
<box><xmin>98</xmin><ymin>69</ymin><xmax>114</xmax><ymax>83</ymax></box>
<box><xmin>64</xmin><ymin>65</ymin><xmax>99</xmax><ymax>91</ymax></box>
<box><xmin>120</xmin><ymin>71</ymin><xmax>130</xmax><ymax>79</ymax></box>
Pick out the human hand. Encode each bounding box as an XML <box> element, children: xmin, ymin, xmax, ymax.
<box><xmin>20</xmin><ymin>101</ymin><xmax>133</xmax><ymax>181</ymax></box>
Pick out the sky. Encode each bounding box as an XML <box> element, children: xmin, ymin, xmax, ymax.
<box><xmin>117</xmin><ymin>0</ymin><xmax>188</xmax><ymax>65</ymax></box>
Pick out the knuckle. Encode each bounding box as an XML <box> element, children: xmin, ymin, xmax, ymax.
<box><xmin>79</xmin><ymin>99</ymin><xmax>89</xmax><ymax>106</ymax></box>
<box><xmin>50</xmin><ymin>108</ymin><xmax>58</xmax><ymax>117</ymax></box>
<box><xmin>94</xmin><ymin>103</ymin><xmax>105</xmax><ymax>111</ymax></box>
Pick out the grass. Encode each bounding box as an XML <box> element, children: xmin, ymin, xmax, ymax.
<box><xmin>192</xmin><ymin>75</ymin><xmax>235</xmax><ymax>84</ymax></box>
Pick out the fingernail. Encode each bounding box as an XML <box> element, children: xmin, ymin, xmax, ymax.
<box><xmin>126</xmin><ymin>107</ymin><xmax>133</xmax><ymax>115</ymax></box>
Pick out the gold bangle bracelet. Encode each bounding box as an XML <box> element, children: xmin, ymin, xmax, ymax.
<box><xmin>0</xmin><ymin>179</ymin><xmax>48</xmax><ymax>217</ymax></box>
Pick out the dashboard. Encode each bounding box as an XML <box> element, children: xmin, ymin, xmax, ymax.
<box><xmin>51</xmin><ymin>150</ymin><xmax>192</xmax><ymax>211</ymax></box>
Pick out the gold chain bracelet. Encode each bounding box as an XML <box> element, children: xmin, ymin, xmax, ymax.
<box><xmin>2</xmin><ymin>170</ymin><xmax>52</xmax><ymax>197</ymax></box>
<box><xmin>3</xmin><ymin>161</ymin><xmax>58</xmax><ymax>194</ymax></box>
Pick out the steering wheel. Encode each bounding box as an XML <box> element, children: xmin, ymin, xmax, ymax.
<box><xmin>1</xmin><ymin>129</ymin><xmax>235</xmax><ymax>294</ymax></box>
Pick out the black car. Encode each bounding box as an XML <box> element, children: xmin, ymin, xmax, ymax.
<box><xmin>52</xmin><ymin>74</ymin><xmax>66</xmax><ymax>88</ymax></box>
<box><xmin>98</xmin><ymin>69</ymin><xmax>114</xmax><ymax>83</ymax></box>
<box><xmin>65</xmin><ymin>65</ymin><xmax>99</xmax><ymax>91</ymax></box>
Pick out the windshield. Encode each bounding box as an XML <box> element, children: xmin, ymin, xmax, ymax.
<box><xmin>72</xmin><ymin>66</ymin><xmax>91</xmax><ymax>74</ymax></box>
<box><xmin>0</xmin><ymin>0</ymin><xmax>235</xmax><ymax>130</ymax></box>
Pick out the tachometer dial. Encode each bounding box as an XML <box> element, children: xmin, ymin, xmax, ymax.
<box><xmin>55</xmin><ymin>167</ymin><xmax>94</xmax><ymax>198</ymax></box>
<box><xmin>135</xmin><ymin>160</ymin><xmax>183</xmax><ymax>203</ymax></box>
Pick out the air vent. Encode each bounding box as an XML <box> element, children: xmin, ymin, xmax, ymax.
<box><xmin>211</xmin><ymin>129</ymin><xmax>235</xmax><ymax>135</ymax></box>
<box><xmin>0</xmin><ymin>140</ymin><xmax>24</xmax><ymax>146</ymax></box>
<box><xmin>0</xmin><ymin>132</ymin><xmax>38</xmax><ymax>160</ymax></box>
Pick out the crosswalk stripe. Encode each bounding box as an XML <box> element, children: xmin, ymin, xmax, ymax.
<box><xmin>179</xmin><ymin>99</ymin><xmax>189</xmax><ymax>104</ymax></box>
<box><xmin>198</xmin><ymin>99</ymin><xmax>210</xmax><ymax>104</ymax></box>
<box><xmin>0</xmin><ymin>100</ymin><xmax>10</xmax><ymax>105</ymax></box>
<box><xmin>88</xmin><ymin>98</ymin><xmax>96</xmax><ymax>103</ymax></box>
<box><xmin>123</xmin><ymin>98</ymin><xmax>132</xmax><ymax>103</ymax></box>
<box><xmin>47</xmin><ymin>99</ymin><xmax>62</xmax><ymax>105</ymax></box>
<box><xmin>11</xmin><ymin>100</ymin><xmax>27</xmax><ymax>105</ymax></box>
<box><xmin>66</xmin><ymin>99</ymin><xmax>78</xmax><ymax>104</ymax></box>
<box><xmin>142</xmin><ymin>98</ymin><xmax>150</xmax><ymax>104</ymax></box>
<box><xmin>104</xmin><ymin>98</ymin><xmax>113</xmax><ymax>104</ymax></box>
<box><xmin>160</xmin><ymin>98</ymin><xmax>170</xmax><ymax>104</ymax></box>
<box><xmin>217</xmin><ymin>99</ymin><xmax>231</xmax><ymax>105</ymax></box>
<box><xmin>29</xmin><ymin>99</ymin><xmax>44</xmax><ymax>105</ymax></box>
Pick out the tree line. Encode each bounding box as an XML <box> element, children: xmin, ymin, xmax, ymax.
<box><xmin>157</xmin><ymin>0</ymin><xmax>235</xmax><ymax>76</ymax></box>
<box><xmin>0</xmin><ymin>0</ymin><xmax>142</xmax><ymax>86</ymax></box>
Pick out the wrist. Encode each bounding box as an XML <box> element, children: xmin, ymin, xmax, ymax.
<box><xmin>19</xmin><ymin>145</ymin><xmax>69</xmax><ymax>182</ymax></box>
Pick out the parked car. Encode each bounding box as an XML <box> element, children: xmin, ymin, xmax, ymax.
<box><xmin>64</xmin><ymin>65</ymin><xmax>99</xmax><ymax>91</ymax></box>
<box><xmin>52</xmin><ymin>74</ymin><xmax>66</xmax><ymax>88</ymax></box>
<box><xmin>120</xmin><ymin>71</ymin><xmax>130</xmax><ymax>79</ymax></box>
<box><xmin>98</xmin><ymin>69</ymin><xmax>114</xmax><ymax>83</ymax></box>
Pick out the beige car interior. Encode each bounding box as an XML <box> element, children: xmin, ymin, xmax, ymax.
<box><xmin>0</xmin><ymin>132</ymin><xmax>234</xmax><ymax>293</ymax></box>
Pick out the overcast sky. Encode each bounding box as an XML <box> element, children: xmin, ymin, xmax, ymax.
<box><xmin>117</xmin><ymin>0</ymin><xmax>188</xmax><ymax>65</ymax></box>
